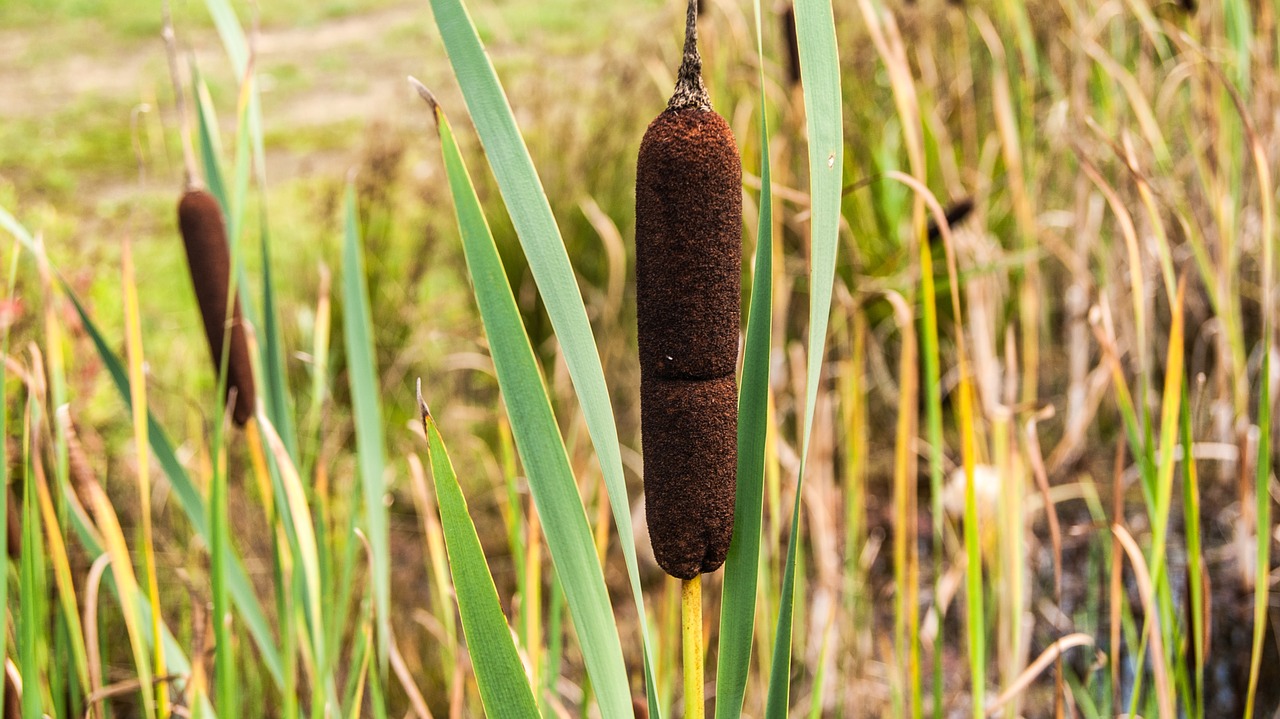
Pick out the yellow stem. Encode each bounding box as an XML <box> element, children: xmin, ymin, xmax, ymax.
<box><xmin>682</xmin><ymin>575</ymin><xmax>704</xmax><ymax>719</ymax></box>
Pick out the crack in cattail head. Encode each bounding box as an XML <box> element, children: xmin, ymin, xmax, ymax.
<box><xmin>636</xmin><ymin>0</ymin><xmax>740</xmax><ymax>579</ymax></box>
<box><xmin>177</xmin><ymin>189</ymin><xmax>257</xmax><ymax>426</ymax></box>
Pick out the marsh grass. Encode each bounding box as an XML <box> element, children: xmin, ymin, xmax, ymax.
<box><xmin>2</xmin><ymin>0</ymin><xmax>1279</xmax><ymax>717</ymax></box>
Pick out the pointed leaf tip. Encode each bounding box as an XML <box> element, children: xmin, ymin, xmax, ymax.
<box><xmin>416</xmin><ymin>377</ymin><xmax>431</xmax><ymax>421</ymax></box>
<box><xmin>408</xmin><ymin>77</ymin><xmax>441</xmax><ymax>119</ymax></box>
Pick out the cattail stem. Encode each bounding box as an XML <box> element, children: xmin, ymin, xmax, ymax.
<box><xmin>681</xmin><ymin>575</ymin><xmax>704</xmax><ymax>719</ymax></box>
<box><xmin>162</xmin><ymin>1</ymin><xmax>200</xmax><ymax>189</ymax></box>
<box><xmin>669</xmin><ymin>0</ymin><xmax>710</xmax><ymax>112</ymax></box>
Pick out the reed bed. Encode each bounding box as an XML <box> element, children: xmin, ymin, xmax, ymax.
<box><xmin>1</xmin><ymin>0</ymin><xmax>1278</xmax><ymax>717</ymax></box>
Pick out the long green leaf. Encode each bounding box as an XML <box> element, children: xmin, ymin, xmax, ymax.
<box><xmin>418</xmin><ymin>387</ymin><xmax>542</xmax><ymax>718</ymax></box>
<box><xmin>258</xmin><ymin>214</ymin><xmax>298</xmax><ymax>459</ymax></box>
<box><xmin>765</xmin><ymin>0</ymin><xmax>843</xmax><ymax>715</ymax></box>
<box><xmin>341</xmin><ymin>185</ymin><xmax>391</xmax><ymax>673</ymax></box>
<box><xmin>420</xmin><ymin>86</ymin><xmax>631</xmax><ymax>717</ymax></box>
<box><xmin>715</xmin><ymin>0</ymin><xmax>773</xmax><ymax>714</ymax></box>
<box><xmin>20</xmin><ymin>433</ymin><xmax>43</xmax><ymax>719</ymax></box>
<box><xmin>425</xmin><ymin>4</ymin><xmax>662</xmax><ymax>713</ymax></box>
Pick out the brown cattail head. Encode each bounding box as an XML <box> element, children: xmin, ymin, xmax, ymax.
<box><xmin>781</xmin><ymin>4</ymin><xmax>800</xmax><ymax>86</ymax></box>
<box><xmin>635</xmin><ymin>0</ymin><xmax>741</xmax><ymax>580</ymax></box>
<box><xmin>177</xmin><ymin>189</ymin><xmax>256</xmax><ymax>426</ymax></box>
<box><xmin>926</xmin><ymin>197</ymin><xmax>975</xmax><ymax>244</ymax></box>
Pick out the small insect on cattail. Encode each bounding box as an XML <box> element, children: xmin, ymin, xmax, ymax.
<box><xmin>177</xmin><ymin>190</ymin><xmax>256</xmax><ymax>426</ymax></box>
<box><xmin>636</xmin><ymin>0</ymin><xmax>741</xmax><ymax>580</ymax></box>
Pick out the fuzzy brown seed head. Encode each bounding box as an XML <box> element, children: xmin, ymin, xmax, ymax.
<box><xmin>177</xmin><ymin>189</ymin><xmax>256</xmax><ymax>426</ymax></box>
<box><xmin>640</xmin><ymin>375</ymin><xmax>737</xmax><ymax>579</ymax></box>
<box><xmin>635</xmin><ymin>110</ymin><xmax>741</xmax><ymax>381</ymax></box>
<box><xmin>635</xmin><ymin>0</ymin><xmax>742</xmax><ymax>579</ymax></box>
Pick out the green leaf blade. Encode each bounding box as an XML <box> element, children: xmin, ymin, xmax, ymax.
<box><xmin>420</xmin><ymin>399</ymin><xmax>542</xmax><ymax>719</ymax></box>
<box><xmin>424</xmin><ymin>4</ymin><xmax>663</xmax><ymax>713</ymax></box>
<box><xmin>341</xmin><ymin>185</ymin><xmax>392</xmax><ymax>673</ymax></box>
<box><xmin>765</xmin><ymin>0</ymin><xmax>843</xmax><ymax>716</ymax></box>
<box><xmin>716</xmin><ymin>0</ymin><xmax>774</xmax><ymax>715</ymax></box>
<box><xmin>430</xmin><ymin>99</ymin><xmax>631</xmax><ymax>718</ymax></box>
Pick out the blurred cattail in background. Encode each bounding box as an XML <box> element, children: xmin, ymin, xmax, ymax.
<box><xmin>635</xmin><ymin>0</ymin><xmax>741</xmax><ymax>581</ymax></box>
<box><xmin>780</xmin><ymin>3</ymin><xmax>800</xmax><ymax>86</ymax></box>
<box><xmin>164</xmin><ymin>11</ymin><xmax>256</xmax><ymax>427</ymax></box>
<box><xmin>926</xmin><ymin>197</ymin><xmax>975</xmax><ymax>243</ymax></box>
<box><xmin>177</xmin><ymin>190</ymin><xmax>257</xmax><ymax>426</ymax></box>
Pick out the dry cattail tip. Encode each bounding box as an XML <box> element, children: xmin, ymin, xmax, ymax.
<box><xmin>177</xmin><ymin>189</ymin><xmax>257</xmax><ymax>426</ymax></box>
<box><xmin>636</xmin><ymin>0</ymin><xmax>741</xmax><ymax>580</ymax></box>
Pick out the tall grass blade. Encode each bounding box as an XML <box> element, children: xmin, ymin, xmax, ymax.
<box><xmin>0</xmin><ymin>242</ymin><xmax>13</xmax><ymax>716</ymax></box>
<box><xmin>418</xmin><ymin>385</ymin><xmax>542</xmax><ymax>718</ymax></box>
<box><xmin>256</xmin><ymin>414</ymin><xmax>339</xmax><ymax>713</ymax></box>
<box><xmin>919</xmin><ymin>218</ymin><xmax>945</xmax><ymax>719</ymax></box>
<box><xmin>19</xmin><ymin>432</ymin><xmax>44</xmax><ymax>719</ymax></box>
<box><xmin>32</xmin><ymin>440</ymin><xmax>91</xmax><ymax>697</ymax></box>
<box><xmin>418</xmin><ymin>86</ymin><xmax>631</xmax><ymax>717</ymax></box>
<box><xmin>259</xmin><ymin>214</ymin><xmax>298</xmax><ymax>458</ymax></box>
<box><xmin>423</xmin><ymin>5</ymin><xmax>662</xmax><ymax>712</ymax></box>
<box><xmin>341</xmin><ymin>183</ymin><xmax>392</xmax><ymax>672</ymax></box>
<box><xmin>715</xmin><ymin>0</ymin><xmax>773</xmax><ymax>714</ymax></box>
<box><xmin>122</xmin><ymin>238</ymin><xmax>170</xmax><ymax>718</ymax></box>
<box><xmin>765</xmin><ymin>0</ymin><xmax>842</xmax><ymax>715</ymax></box>
<box><xmin>201</xmin><ymin>0</ymin><xmax>267</xmax><ymax>184</ymax></box>
<box><xmin>1179</xmin><ymin>382</ymin><xmax>1204</xmax><ymax>719</ymax></box>
<box><xmin>75</xmin><ymin>430</ymin><xmax>158</xmax><ymax>719</ymax></box>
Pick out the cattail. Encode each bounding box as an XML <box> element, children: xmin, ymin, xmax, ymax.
<box><xmin>926</xmin><ymin>197</ymin><xmax>975</xmax><ymax>243</ymax></box>
<box><xmin>163</xmin><ymin>13</ymin><xmax>255</xmax><ymax>427</ymax></box>
<box><xmin>636</xmin><ymin>0</ymin><xmax>741</xmax><ymax>580</ymax></box>
<box><xmin>177</xmin><ymin>190</ymin><xmax>256</xmax><ymax>426</ymax></box>
<box><xmin>781</xmin><ymin>4</ymin><xmax>800</xmax><ymax>86</ymax></box>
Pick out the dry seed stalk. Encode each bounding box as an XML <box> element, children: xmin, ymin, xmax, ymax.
<box><xmin>636</xmin><ymin>0</ymin><xmax>741</xmax><ymax>580</ymax></box>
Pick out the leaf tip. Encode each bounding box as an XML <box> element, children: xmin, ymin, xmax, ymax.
<box><xmin>407</xmin><ymin>76</ymin><xmax>441</xmax><ymax>123</ymax></box>
<box><xmin>416</xmin><ymin>377</ymin><xmax>431</xmax><ymax>422</ymax></box>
